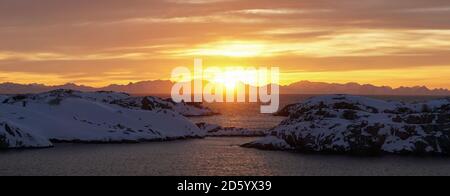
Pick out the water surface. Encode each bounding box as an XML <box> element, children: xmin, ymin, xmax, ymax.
<box><xmin>2</xmin><ymin>137</ymin><xmax>450</xmax><ymax>176</ymax></box>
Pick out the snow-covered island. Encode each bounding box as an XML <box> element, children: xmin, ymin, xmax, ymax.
<box><xmin>0</xmin><ymin>90</ymin><xmax>212</xmax><ymax>149</ymax></box>
<box><xmin>196</xmin><ymin>123</ymin><xmax>267</xmax><ymax>137</ymax></box>
<box><xmin>244</xmin><ymin>95</ymin><xmax>450</xmax><ymax>156</ymax></box>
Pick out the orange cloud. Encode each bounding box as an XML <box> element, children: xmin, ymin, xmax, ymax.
<box><xmin>0</xmin><ymin>0</ymin><xmax>450</xmax><ymax>88</ymax></box>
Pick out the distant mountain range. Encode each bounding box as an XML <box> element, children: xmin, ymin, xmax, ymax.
<box><xmin>280</xmin><ymin>81</ymin><xmax>450</xmax><ymax>96</ymax></box>
<box><xmin>0</xmin><ymin>80</ymin><xmax>449</xmax><ymax>96</ymax></box>
<box><xmin>0</xmin><ymin>80</ymin><xmax>173</xmax><ymax>95</ymax></box>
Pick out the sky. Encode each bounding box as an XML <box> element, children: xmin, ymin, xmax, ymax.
<box><xmin>0</xmin><ymin>0</ymin><xmax>450</xmax><ymax>88</ymax></box>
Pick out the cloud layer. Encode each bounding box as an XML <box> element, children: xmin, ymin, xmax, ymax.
<box><xmin>0</xmin><ymin>0</ymin><xmax>449</xmax><ymax>88</ymax></box>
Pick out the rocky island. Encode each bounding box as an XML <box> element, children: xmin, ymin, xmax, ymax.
<box><xmin>0</xmin><ymin>90</ymin><xmax>215</xmax><ymax>149</ymax></box>
<box><xmin>244</xmin><ymin>95</ymin><xmax>450</xmax><ymax>156</ymax></box>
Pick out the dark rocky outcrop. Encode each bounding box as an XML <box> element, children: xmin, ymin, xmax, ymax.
<box><xmin>196</xmin><ymin>123</ymin><xmax>266</xmax><ymax>137</ymax></box>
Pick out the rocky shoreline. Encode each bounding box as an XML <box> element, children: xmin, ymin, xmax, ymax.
<box><xmin>245</xmin><ymin>95</ymin><xmax>450</xmax><ymax>156</ymax></box>
<box><xmin>196</xmin><ymin>123</ymin><xmax>267</xmax><ymax>137</ymax></box>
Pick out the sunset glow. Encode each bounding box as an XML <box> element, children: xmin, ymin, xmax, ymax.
<box><xmin>3</xmin><ymin>0</ymin><xmax>450</xmax><ymax>177</ymax></box>
<box><xmin>178</xmin><ymin>41</ymin><xmax>267</xmax><ymax>58</ymax></box>
<box><xmin>0</xmin><ymin>0</ymin><xmax>449</xmax><ymax>89</ymax></box>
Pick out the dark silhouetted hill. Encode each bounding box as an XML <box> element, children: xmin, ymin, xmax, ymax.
<box><xmin>0</xmin><ymin>80</ymin><xmax>449</xmax><ymax>96</ymax></box>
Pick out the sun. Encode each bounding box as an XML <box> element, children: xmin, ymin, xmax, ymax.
<box><xmin>210</xmin><ymin>69</ymin><xmax>260</xmax><ymax>89</ymax></box>
<box><xmin>185</xmin><ymin>41</ymin><xmax>267</xmax><ymax>57</ymax></box>
<box><xmin>213</xmin><ymin>71</ymin><xmax>240</xmax><ymax>89</ymax></box>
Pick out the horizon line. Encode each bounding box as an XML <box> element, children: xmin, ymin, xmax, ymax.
<box><xmin>0</xmin><ymin>79</ymin><xmax>449</xmax><ymax>91</ymax></box>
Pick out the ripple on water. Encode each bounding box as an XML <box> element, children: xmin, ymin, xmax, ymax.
<box><xmin>1</xmin><ymin>137</ymin><xmax>450</xmax><ymax>176</ymax></box>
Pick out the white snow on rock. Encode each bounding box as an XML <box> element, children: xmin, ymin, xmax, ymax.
<box><xmin>110</xmin><ymin>96</ymin><xmax>218</xmax><ymax>117</ymax></box>
<box><xmin>0</xmin><ymin>119</ymin><xmax>53</xmax><ymax>149</ymax></box>
<box><xmin>196</xmin><ymin>123</ymin><xmax>267</xmax><ymax>137</ymax></box>
<box><xmin>246</xmin><ymin>95</ymin><xmax>450</xmax><ymax>156</ymax></box>
<box><xmin>0</xmin><ymin>90</ymin><xmax>206</xmax><ymax>149</ymax></box>
<box><xmin>242</xmin><ymin>136</ymin><xmax>293</xmax><ymax>150</ymax></box>
<box><xmin>0</xmin><ymin>95</ymin><xmax>7</xmax><ymax>103</ymax></box>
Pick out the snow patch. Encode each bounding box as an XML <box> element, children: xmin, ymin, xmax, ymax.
<box><xmin>0</xmin><ymin>119</ymin><xmax>52</xmax><ymax>149</ymax></box>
